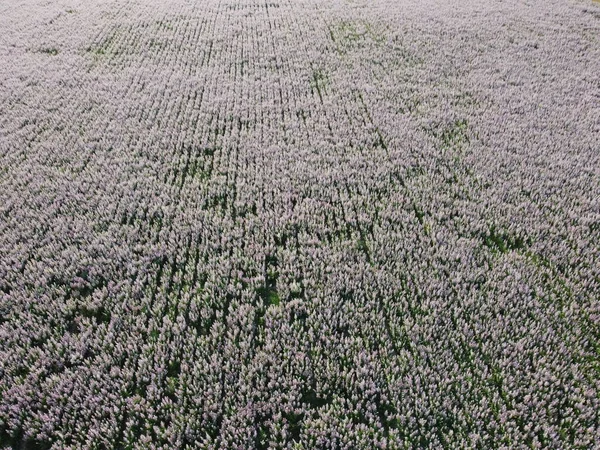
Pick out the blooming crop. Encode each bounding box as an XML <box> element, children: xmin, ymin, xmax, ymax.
<box><xmin>0</xmin><ymin>0</ymin><xmax>599</xmax><ymax>448</ymax></box>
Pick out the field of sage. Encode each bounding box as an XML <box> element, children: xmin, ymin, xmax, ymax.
<box><xmin>1</xmin><ymin>0</ymin><xmax>599</xmax><ymax>448</ymax></box>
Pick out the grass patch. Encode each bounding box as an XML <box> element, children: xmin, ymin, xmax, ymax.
<box><xmin>439</xmin><ymin>119</ymin><xmax>469</xmax><ymax>149</ymax></box>
<box><xmin>257</xmin><ymin>287</ymin><xmax>280</xmax><ymax>306</ymax></box>
<box><xmin>310</xmin><ymin>68</ymin><xmax>329</xmax><ymax>102</ymax></box>
<box><xmin>482</xmin><ymin>226</ymin><xmax>530</xmax><ymax>254</ymax></box>
<box><xmin>330</xmin><ymin>19</ymin><xmax>386</xmax><ymax>47</ymax></box>
<box><xmin>39</xmin><ymin>47</ymin><xmax>59</xmax><ymax>56</ymax></box>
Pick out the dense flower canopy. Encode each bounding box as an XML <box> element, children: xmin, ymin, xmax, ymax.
<box><xmin>0</xmin><ymin>0</ymin><xmax>599</xmax><ymax>448</ymax></box>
